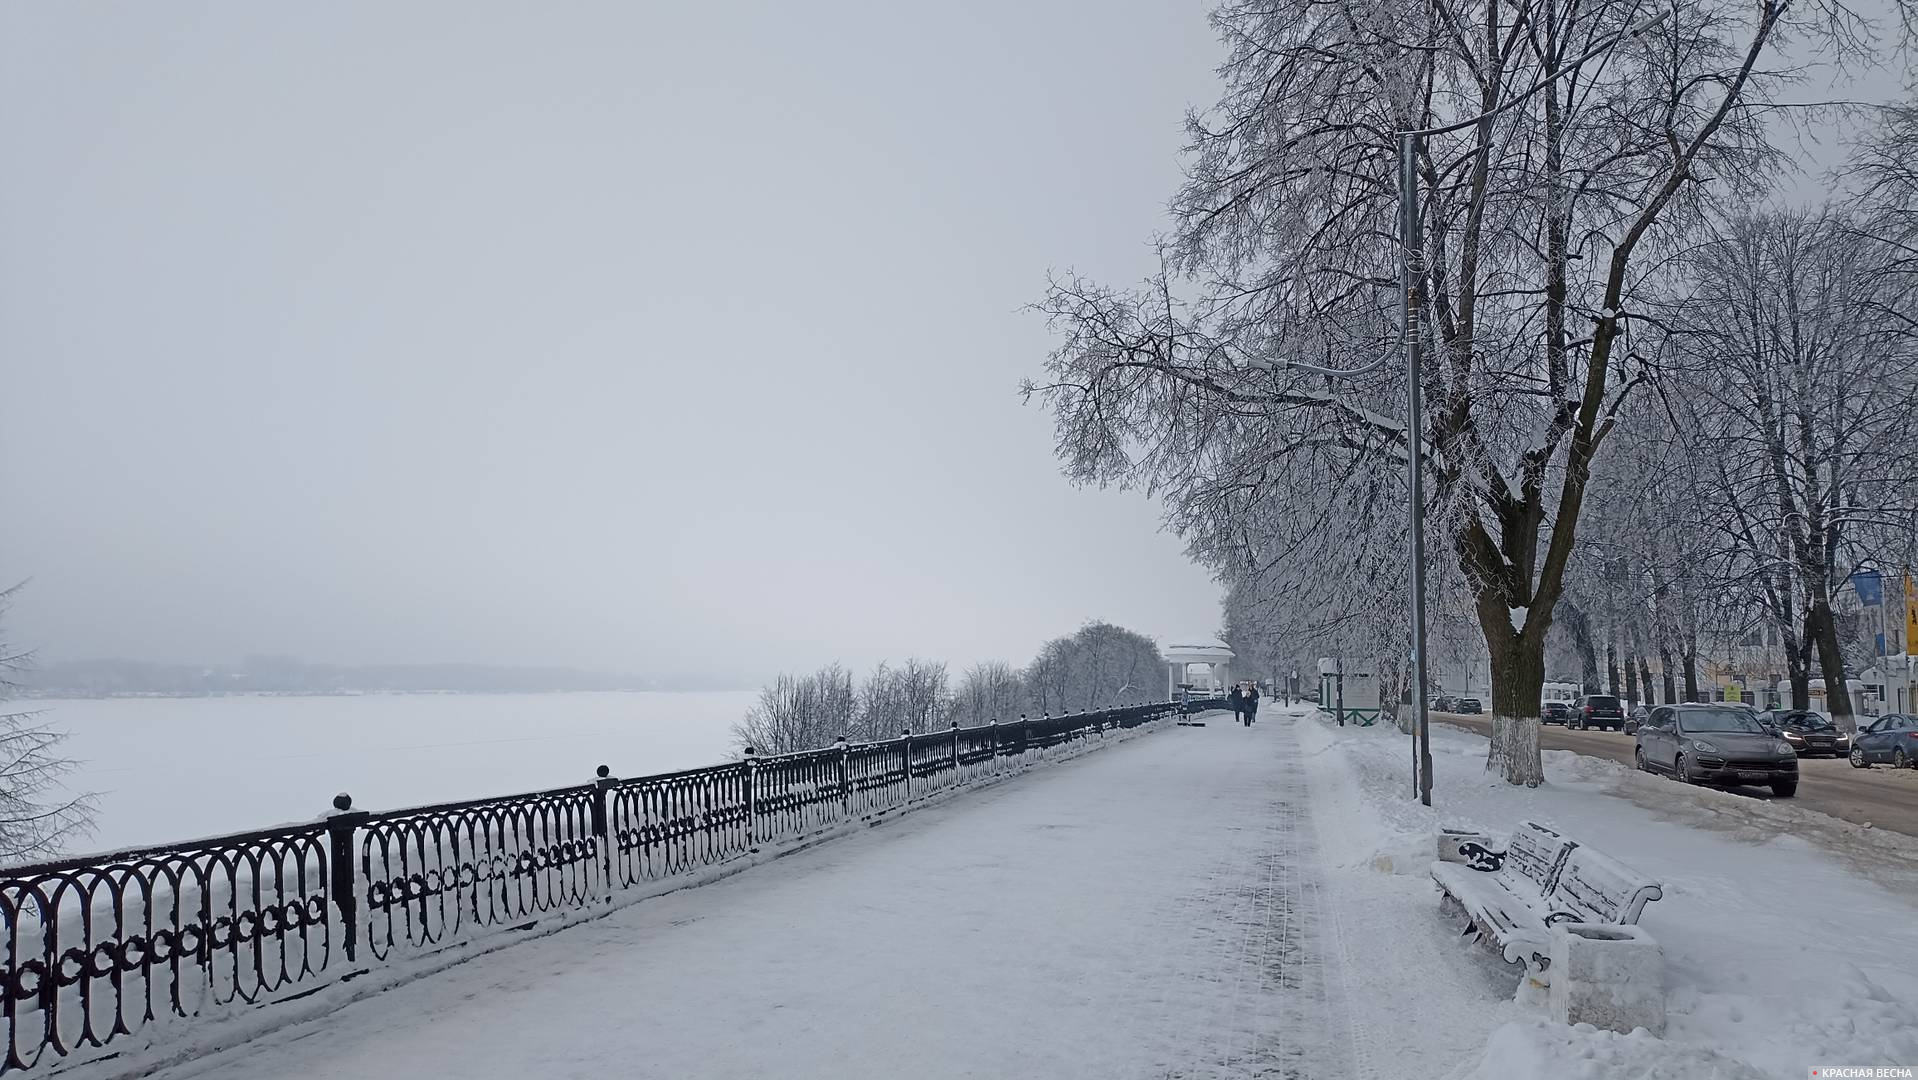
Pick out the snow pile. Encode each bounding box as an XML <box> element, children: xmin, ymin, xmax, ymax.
<box><xmin>1449</xmin><ymin>1018</ymin><xmax>1767</xmax><ymax>1080</ymax></box>
<box><xmin>1296</xmin><ymin>709</ymin><xmax>1918</xmax><ymax>1079</ymax></box>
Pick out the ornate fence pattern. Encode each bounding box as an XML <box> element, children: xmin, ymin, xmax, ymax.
<box><xmin>0</xmin><ymin>699</ymin><xmax>1208</xmax><ymax>1073</ymax></box>
<box><xmin>0</xmin><ymin>823</ymin><xmax>336</xmax><ymax>1073</ymax></box>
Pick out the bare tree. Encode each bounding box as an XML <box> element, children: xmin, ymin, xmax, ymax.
<box><xmin>1</xmin><ymin>585</ymin><xmax>93</xmax><ymax>862</ymax></box>
<box><xmin>1030</xmin><ymin>0</ymin><xmax>1891</xmax><ymax>784</ymax></box>
<box><xmin>953</xmin><ymin>661</ymin><xmax>1024</xmax><ymax>725</ymax></box>
<box><xmin>1853</xmin><ymin>98</ymin><xmax>1918</xmax><ymax>288</ymax></box>
<box><xmin>1019</xmin><ymin>622</ymin><xmax>1164</xmax><ymax>714</ymax></box>
<box><xmin>732</xmin><ymin>663</ymin><xmax>858</xmax><ymax>754</ymax></box>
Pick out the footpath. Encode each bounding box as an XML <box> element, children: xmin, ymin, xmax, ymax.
<box><xmin>158</xmin><ymin>710</ymin><xmax>1351</xmax><ymax>1080</ymax></box>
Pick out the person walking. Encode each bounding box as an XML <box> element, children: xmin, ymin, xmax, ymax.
<box><xmin>1226</xmin><ymin>684</ymin><xmax>1246</xmax><ymax>725</ymax></box>
<box><xmin>1245</xmin><ymin>682</ymin><xmax>1261</xmax><ymax>725</ymax></box>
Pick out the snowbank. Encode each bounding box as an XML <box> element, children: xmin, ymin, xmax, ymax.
<box><xmin>1294</xmin><ymin>708</ymin><xmax>1918</xmax><ymax>1079</ymax></box>
<box><xmin>1452</xmin><ymin>1018</ymin><xmax>1767</xmax><ymax>1080</ymax></box>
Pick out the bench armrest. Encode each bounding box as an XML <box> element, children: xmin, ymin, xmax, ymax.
<box><xmin>1437</xmin><ymin>829</ymin><xmax>1503</xmax><ymax>870</ymax></box>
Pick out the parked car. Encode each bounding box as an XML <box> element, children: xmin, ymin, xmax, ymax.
<box><xmin>1850</xmin><ymin>713</ymin><xmax>1918</xmax><ymax>769</ymax></box>
<box><xmin>1624</xmin><ymin>704</ymin><xmax>1649</xmax><ymax>736</ymax></box>
<box><xmin>1457</xmin><ymin>698</ymin><xmax>1483</xmax><ymax>714</ymax></box>
<box><xmin>1433</xmin><ymin>695</ymin><xmax>1458</xmax><ymax>712</ymax></box>
<box><xmin>1570</xmin><ymin>693</ymin><xmax>1626</xmax><ymax>731</ymax></box>
<box><xmin>1542</xmin><ymin>702</ymin><xmax>1571</xmax><ymax>724</ymax></box>
<box><xmin>1634</xmin><ymin>703</ymin><xmax>1798</xmax><ymax>796</ymax></box>
<box><xmin>1754</xmin><ymin>709</ymin><xmax>1851</xmax><ymax>759</ymax></box>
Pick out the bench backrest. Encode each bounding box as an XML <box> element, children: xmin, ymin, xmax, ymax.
<box><xmin>1544</xmin><ymin>844</ymin><xmax>1663</xmax><ymax>926</ymax></box>
<box><xmin>1496</xmin><ymin>821</ymin><xmax>1576</xmax><ymax>896</ymax></box>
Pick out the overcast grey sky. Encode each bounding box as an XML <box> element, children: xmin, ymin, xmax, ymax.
<box><xmin>0</xmin><ymin>2</ymin><xmax>1229</xmax><ymax>679</ymax></box>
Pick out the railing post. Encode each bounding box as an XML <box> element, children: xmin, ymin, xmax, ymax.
<box><xmin>900</xmin><ymin>729</ymin><xmax>912</xmax><ymax>802</ymax></box>
<box><xmin>743</xmin><ymin>747</ymin><xmax>759</xmax><ymax>848</ymax></box>
<box><xmin>950</xmin><ymin>720</ymin><xmax>960</xmax><ymax>773</ymax></box>
<box><xmin>325</xmin><ymin>793</ymin><xmax>367</xmax><ymax>963</ymax></box>
<box><xmin>837</xmin><ymin>735</ymin><xmax>850</xmax><ymax>814</ymax></box>
<box><xmin>592</xmin><ymin>765</ymin><xmax>616</xmax><ymax>897</ymax></box>
<box><xmin>1019</xmin><ymin>714</ymin><xmax>1030</xmax><ymax>757</ymax></box>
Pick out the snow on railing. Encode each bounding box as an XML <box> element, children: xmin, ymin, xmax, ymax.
<box><xmin>0</xmin><ymin>700</ymin><xmax>1204</xmax><ymax>1074</ymax></box>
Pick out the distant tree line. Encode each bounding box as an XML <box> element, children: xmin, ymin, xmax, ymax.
<box><xmin>733</xmin><ymin>621</ymin><xmax>1166</xmax><ymax>754</ymax></box>
<box><xmin>18</xmin><ymin>655</ymin><xmax>745</xmax><ymax>697</ymax></box>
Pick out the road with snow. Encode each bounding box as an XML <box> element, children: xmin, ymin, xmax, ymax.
<box><xmin>160</xmin><ymin>710</ymin><xmax>1360</xmax><ymax>1080</ymax></box>
<box><xmin>1434</xmin><ymin>712</ymin><xmax>1918</xmax><ymax>837</ymax></box>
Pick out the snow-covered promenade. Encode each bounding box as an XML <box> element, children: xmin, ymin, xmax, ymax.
<box><xmin>131</xmin><ymin>705</ymin><xmax>1918</xmax><ymax>1080</ymax></box>
<box><xmin>165</xmin><ymin>708</ymin><xmax>1352</xmax><ymax>1080</ymax></box>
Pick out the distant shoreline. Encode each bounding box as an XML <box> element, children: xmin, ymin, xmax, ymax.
<box><xmin>15</xmin><ymin>687</ymin><xmax>757</xmax><ymax>701</ymax></box>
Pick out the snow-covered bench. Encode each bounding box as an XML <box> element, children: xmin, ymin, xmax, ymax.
<box><xmin>1431</xmin><ymin>821</ymin><xmax>1663</xmax><ymax>975</ymax></box>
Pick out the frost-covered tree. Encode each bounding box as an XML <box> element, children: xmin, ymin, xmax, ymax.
<box><xmin>1021</xmin><ymin>622</ymin><xmax>1163</xmax><ymax>714</ymax></box>
<box><xmin>853</xmin><ymin>659</ymin><xmax>954</xmax><ymax>740</ymax></box>
<box><xmin>953</xmin><ymin>661</ymin><xmax>1024</xmax><ymax>726</ymax></box>
<box><xmin>1031</xmin><ymin>0</ymin><xmax>1892</xmax><ymax>784</ymax></box>
<box><xmin>1854</xmin><ymin>98</ymin><xmax>1918</xmax><ymax>286</ymax></box>
<box><xmin>1</xmin><ymin>585</ymin><xmax>93</xmax><ymax>862</ymax></box>
<box><xmin>732</xmin><ymin>663</ymin><xmax>857</xmax><ymax>754</ymax></box>
<box><xmin>1651</xmin><ymin>208</ymin><xmax>1918</xmax><ymax>729</ymax></box>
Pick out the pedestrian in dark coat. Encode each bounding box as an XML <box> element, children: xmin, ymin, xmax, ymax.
<box><xmin>1245</xmin><ymin>684</ymin><xmax>1261</xmax><ymax>724</ymax></box>
<box><xmin>1226</xmin><ymin>685</ymin><xmax>1245</xmax><ymax>724</ymax></box>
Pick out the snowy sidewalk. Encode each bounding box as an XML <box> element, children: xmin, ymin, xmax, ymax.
<box><xmin>159</xmin><ymin>713</ymin><xmax>1353</xmax><ymax>1080</ymax></box>
<box><xmin>1294</xmin><ymin>710</ymin><xmax>1918</xmax><ymax>1079</ymax></box>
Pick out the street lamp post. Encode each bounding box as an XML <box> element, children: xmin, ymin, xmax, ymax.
<box><xmin>1234</xmin><ymin>10</ymin><xmax>1668</xmax><ymax>807</ymax></box>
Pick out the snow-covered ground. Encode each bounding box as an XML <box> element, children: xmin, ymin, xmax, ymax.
<box><xmin>82</xmin><ymin>704</ymin><xmax>1918</xmax><ymax>1080</ymax></box>
<box><xmin>1294</xmin><ymin>708</ymin><xmax>1918</xmax><ymax>1079</ymax></box>
<box><xmin>42</xmin><ymin>691</ymin><xmax>755</xmax><ymax>853</ymax></box>
<box><xmin>125</xmin><ymin>711</ymin><xmax>1358</xmax><ymax>1080</ymax></box>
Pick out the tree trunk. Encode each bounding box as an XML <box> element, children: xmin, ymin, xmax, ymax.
<box><xmin>1623</xmin><ymin>651</ymin><xmax>1640</xmax><ymax>708</ymax></box>
<box><xmin>1790</xmin><ymin>671</ymin><xmax>1810</xmax><ymax>711</ymax></box>
<box><xmin>1808</xmin><ymin>598</ymin><xmax>1856</xmax><ymax>731</ymax></box>
<box><xmin>1486</xmin><ymin>631</ymin><xmax>1546</xmax><ymax>787</ymax></box>
<box><xmin>1638</xmin><ymin>657</ymin><xmax>1654</xmax><ymax>705</ymax></box>
<box><xmin>1560</xmin><ymin>600</ymin><xmax>1601</xmax><ymax>692</ymax></box>
<box><xmin>1607</xmin><ymin>642</ymin><xmax>1621</xmax><ymax>699</ymax></box>
<box><xmin>1683</xmin><ymin>651</ymin><xmax>1700</xmax><ymax>703</ymax></box>
<box><xmin>1658</xmin><ymin>643</ymin><xmax>1677</xmax><ymax>705</ymax></box>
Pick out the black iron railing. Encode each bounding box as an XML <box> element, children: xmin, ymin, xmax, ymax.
<box><xmin>0</xmin><ymin>700</ymin><xmax>1209</xmax><ymax>1072</ymax></box>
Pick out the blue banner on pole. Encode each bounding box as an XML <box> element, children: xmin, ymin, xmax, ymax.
<box><xmin>1852</xmin><ymin>569</ymin><xmax>1884</xmax><ymax>607</ymax></box>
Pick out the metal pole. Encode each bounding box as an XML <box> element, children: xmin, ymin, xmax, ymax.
<box><xmin>1336</xmin><ymin>655</ymin><xmax>1345</xmax><ymax>727</ymax></box>
<box><xmin>1402</xmin><ymin>132</ymin><xmax>1433</xmax><ymax>807</ymax></box>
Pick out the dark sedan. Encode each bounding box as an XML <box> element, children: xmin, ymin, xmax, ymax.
<box><xmin>1755</xmin><ymin>709</ymin><xmax>1851</xmax><ymax>759</ymax></box>
<box><xmin>1457</xmin><ymin>697</ymin><xmax>1483</xmax><ymax>714</ymax></box>
<box><xmin>1851</xmin><ymin>714</ymin><xmax>1918</xmax><ymax>769</ymax></box>
<box><xmin>1634</xmin><ymin>703</ymin><xmax>1799</xmax><ymax>797</ymax></box>
<box><xmin>1542</xmin><ymin>702</ymin><xmax>1571</xmax><ymax>724</ymax></box>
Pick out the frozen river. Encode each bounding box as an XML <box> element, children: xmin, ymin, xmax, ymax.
<box><xmin>31</xmin><ymin>691</ymin><xmax>757</xmax><ymax>857</ymax></box>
